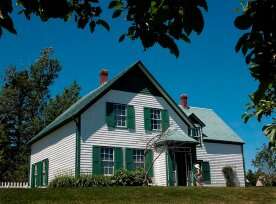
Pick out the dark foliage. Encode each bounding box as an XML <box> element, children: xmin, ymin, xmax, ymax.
<box><xmin>252</xmin><ymin>144</ymin><xmax>276</xmax><ymax>186</ymax></box>
<box><xmin>234</xmin><ymin>0</ymin><xmax>276</xmax><ymax>149</ymax></box>
<box><xmin>0</xmin><ymin>0</ymin><xmax>207</xmax><ymax>57</ymax></box>
<box><xmin>0</xmin><ymin>48</ymin><xmax>81</xmax><ymax>181</ymax></box>
<box><xmin>49</xmin><ymin>169</ymin><xmax>150</xmax><ymax>188</ymax></box>
<box><xmin>246</xmin><ymin>169</ymin><xmax>258</xmax><ymax>186</ymax></box>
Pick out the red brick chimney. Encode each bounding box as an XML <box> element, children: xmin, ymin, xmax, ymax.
<box><xmin>99</xmin><ymin>69</ymin><xmax>108</xmax><ymax>85</ymax></box>
<box><xmin>180</xmin><ymin>94</ymin><xmax>189</xmax><ymax>109</ymax></box>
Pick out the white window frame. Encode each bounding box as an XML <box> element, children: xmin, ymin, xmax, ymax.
<box><xmin>114</xmin><ymin>103</ymin><xmax>127</xmax><ymax>128</ymax></box>
<box><xmin>191</xmin><ymin>126</ymin><xmax>203</xmax><ymax>146</ymax></box>
<box><xmin>133</xmin><ymin>149</ymin><xmax>144</xmax><ymax>169</ymax></box>
<box><xmin>42</xmin><ymin>160</ymin><xmax>46</xmax><ymax>186</ymax></box>
<box><xmin>151</xmin><ymin>109</ymin><xmax>162</xmax><ymax>131</ymax></box>
<box><xmin>101</xmin><ymin>147</ymin><xmax>114</xmax><ymax>176</ymax></box>
<box><xmin>34</xmin><ymin>164</ymin><xmax>38</xmax><ymax>187</ymax></box>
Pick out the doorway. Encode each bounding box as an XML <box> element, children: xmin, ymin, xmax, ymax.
<box><xmin>175</xmin><ymin>150</ymin><xmax>193</xmax><ymax>186</ymax></box>
<box><xmin>168</xmin><ymin>147</ymin><xmax>195</xmax><ymax>186</ymax></box>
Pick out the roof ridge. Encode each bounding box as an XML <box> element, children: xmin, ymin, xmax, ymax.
<box><xmin>189</xmin><ymin>106</ymin><xmax>213</xmax><ymax>110</ymax></box>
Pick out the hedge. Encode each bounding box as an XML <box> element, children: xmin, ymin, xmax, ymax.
<box><xmin>49</xmin><ymin>169</ymin><xmax>151</xmax><ymax>188</ymax></box>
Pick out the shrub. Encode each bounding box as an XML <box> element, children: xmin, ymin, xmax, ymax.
<box><xmin>49</xmin><ymin>169</ymin><xmax>150</xmax><ymax>188</ymax></box>
<box><xmin>222</xmin><ymin>166</ymin><xmax>237</xmax><ymax>187</ymax></box>
<box><xmin>49</xmin><ymin>175</ymin><xmax>113</xmax><ymax>188</ymax></box>
<box><xmin>112</xmin><ymin>168</ymin><xmax>150</xmax><ymax>186</ymax></box>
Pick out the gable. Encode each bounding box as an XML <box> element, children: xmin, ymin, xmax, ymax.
<box><xmin>28</xmin><ymin>61</ymin><xmax>193</xmax><ymax>144</ymax></box>
<box><xmin>112</xmin><ymin>66</ymin><xmax>162</xmax><ymax>96</ymax></box>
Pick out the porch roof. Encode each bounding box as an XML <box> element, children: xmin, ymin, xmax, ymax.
<box><xmin>157</xmin><ymin>129</ymin><xmax>198</xmax><ymax>144</ymax></box>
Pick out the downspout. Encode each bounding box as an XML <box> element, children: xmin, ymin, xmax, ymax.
<box><xmin>241</xmin><ymin>144</ymin><xmax>246</xmax><ymax>186</ymax></box>
<box><xmin>74</xmin><ymin>116</ymin><xmax>81</xmax><ymax>177</ymax></box>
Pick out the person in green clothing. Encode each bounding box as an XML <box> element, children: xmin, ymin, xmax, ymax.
<box><xmin>194</xmin><ymin>164</ymin><xmax>203</xmax><ymax>186</ymax></box>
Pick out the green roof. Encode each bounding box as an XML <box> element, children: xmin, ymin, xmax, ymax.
<box><xmin>29</xmin><ymin>61</ymin><xmax>193</xmax><ymax>144</ymax></box>
<box><xmin>180</xmin><ymin>107</ymin><xmax>245</xmax><ymax>144</ymax></box>
<box><xmin>157</xmin><ymin>129</ymin><xmax>198</xmax><ymax>145</ymax></box>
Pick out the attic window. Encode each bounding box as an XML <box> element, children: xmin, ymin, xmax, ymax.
<box><xmin>189</xmin><ymin>125</ymin><xmax>203</xmax><ymax>146</ymax></box>
<box><xmin>151</xmin><ymin>109</ymin><xmax>162</xmax><ymax>131</ymax></box>
<box><xmin>114</xmin><ymin>103</ymin><xmax>127</xmax><ymax>128</ymax></box>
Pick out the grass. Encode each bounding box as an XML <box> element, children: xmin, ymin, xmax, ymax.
<box><xmin>0</xmin><ymin>187</ymin><xmax>276</xmax><ymax>204</ymax></box>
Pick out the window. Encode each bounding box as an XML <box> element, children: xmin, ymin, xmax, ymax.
<box><xmin>42</xmin><ymin>160</ymin><xmax>47</xmax><ymax>186</ymax></box>
<box><xmin>34</xmin><ymin>164</ymin><xmax>38</xmax><ymax>187</ymax></box>
<box><xmin>191</xmin><ymin>127</ymin><xmax>200</xmax><ymax>137</ymax></box>
<box><xmin>133</xmin><ymin>149</ymin><xmax>144</xmax><ymax>169</ymax></box>
<box><xmin>190</xmin><ymin>126</ymin><xmax>203</xmax><ymax>145</ymax></box>
<box><xmin>114</xmin><ymin>103</ymin><xmax>127</xmax><ymax>128</ymax></box>
<box><xmin>101</xmin><ymin>147</ymin><xmax>114</xmax><ymax>176</ymax></box>
<box><xmin>151</xmin><ymin>109</ymin><xmax>162</xmax><ymax>131</ymax></box>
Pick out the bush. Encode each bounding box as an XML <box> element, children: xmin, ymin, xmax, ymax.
<box><xmin>246</xmin><ymin>169</ymin><xmax>258</xmax><ymax>186</ymax></box>
<box><xmin>49</xmin><ymin>169</ymin><xmax>150</xmax><ymax>188</ymax></box>
<box><xmin>112</xmin><ymin>168</ymin><xmax>150</xmax><ymax>186</ymax></box>
<box><xmin>49</xmin><ymin>175</ymin><xmax>113</xmax><ymax>188</ymax></box>
<box><xmin>222</xmin><ymin>166</ymin><xmax>237</xmax><ymax>187</ymax></box>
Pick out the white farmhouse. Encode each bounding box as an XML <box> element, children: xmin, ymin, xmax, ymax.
<box><xmin>28</xmin><ymin>61</ymin><xmax>245</xmax><ymax>187</ymax></box>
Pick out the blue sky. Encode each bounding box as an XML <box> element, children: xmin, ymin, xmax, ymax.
<box><xmin>0</xmin><ymin>1</ymin><xmax>268</xmax><ymax>170</ymax></box>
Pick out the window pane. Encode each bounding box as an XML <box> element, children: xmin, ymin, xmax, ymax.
<box><xmin>114</xmin><ymin>104</ymin><xmax>127</xmax><ymax>127</ymax></box>
<box><xmin>151</xmin><ymin>109</ymin><xmax>161</xmax><ymax>130</ymax></box>
<box><xmin>101</xmin><ymin>147</ymin><xmax>114</xmax><ymax>176</ymax></box>
<box><xmin>133</xmin><ymin>149</ymin><xmax>144</xmax><ymax>169</ymax></box>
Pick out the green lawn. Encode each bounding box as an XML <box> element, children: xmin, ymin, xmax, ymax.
<box><xmin>0</xmin><ymin>187</ymin><xmax>276</xmax><ymax>204</ymax></box>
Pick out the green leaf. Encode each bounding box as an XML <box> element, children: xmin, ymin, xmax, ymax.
<box><xmin>77</xmin><ymin>16</ymin><xmax>88</xmax><ymax>29</ymax></box>
<box><xmin>242</xmin><ymin>113</ymin><xmax>251</xmax><ymax>123</ymax></box>
<box><xmin>89</xmin><ymin>20</ymin><xmax>96</xmax><ymax>33</ymax></box>
<box><xmin>112</xmin><ymin>10</ymin><xmax>122</xmax><ymax>18</ymax></box>
<box><xmin>234</xmin><ymin>14</ymin><xmax>252</xmax><ymax>30</ymax></box>
<box><xmin>192</xmin><ymin>8</ymin><xmax>204</xmax><ymax>34</ymax></box>
<box><xmin>180</xmin><ymin>34</ymin><xmax>191</xmax><ymax>43</ymax></box>
<box><xmin>96</xmin><ymin>19</ymin><xmax>110</xmax><ymax>31</ymax></box>
<box><xmin>0</xmin><ymin>15</ymin><xmax>17</xmax><ymax>34</ymax></box>
<box><xmin>108</xmin><ymin>1</ymin><xmax>122</xmax><ymax>9</ymax></box>
<box><xmin>118</xmin><ymin>34</ymin><xmax>125</xmax><ymax>42</ymax></box>
<box><xmin>158</xmin><ymin>34</ymin><xmax>179</xmax><ymax>57</ymax></box>
<box><xmin>196</xmin><ymin>0</ymin><xmax>208</xmax><ymax>11</ymax></box>
<box><xmin>235</xmin><ymin>33</ymin><xmax>249</xmax><ymax>52</ymax></box>
<box><xmin>256</xmin><ymin>109</ymin><xmax>263</xmax><ymax>121</ymax></box>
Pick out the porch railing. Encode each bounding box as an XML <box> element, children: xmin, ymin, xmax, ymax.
<box><xmin>0</xmin><ymin>181</ymin><xmax>29</xmax><ymax>188</ymax></box>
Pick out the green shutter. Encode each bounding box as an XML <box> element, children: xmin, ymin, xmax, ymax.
<box><xmin>127</xmin><ymin>106</ymin><xmax>135</xmax><ymax>130</ymax></box>
<box><xmin>45</xmin><ymin>159</ymin><xmax>49</xmax><ymax>186</ymax></box>
<box><xmin>92</xmin><ymin>146</ymin><xmax>102</xmax><ymax>175</ymax></box>
<box><xmin>144</xmin><ymin>107</ymin><xmax>152</xmax><ymax>131</ymax></box>
<box><xmin>114</xmin><ymin>147</ymin><xmax>123</xmax><ymax>173</ymax></box>
<box><xmin>31</xmin><ymin>164</ymin><xmax>35</xmax><ymax>188</ymax></box>
<box><xmin>202</xmin><ymin>161</ymin><xmax>211</xmax><ymax>184</ymax></box>
<box><xmin>161</xmin><ymin>110</ymin><xmax>169</xmax><ymax>132</ymax></box>
<box><xmin>37</xmin><ymin>161</ymin><xmax>43</xmax><ymax>186</ymax></box>
<box><xmin>167</xmin><ymin>151</ymin><xmax>174</xmax><ymax>186</ymax></box>
<box><xmin>106</xmin><ymin>102</ymin><xmax>116</xmax><ymax>128</ymax></box>
<box><xmin>126</xmin><ymin>148</ymin><xmax>134</xmax><ymax>171</ymax></box>
<box><xmin>145</xmin><ymin>149</ymin><xmax>153</xmax><ymax>177</ymax></box>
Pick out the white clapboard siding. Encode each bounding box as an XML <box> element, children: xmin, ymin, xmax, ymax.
<box><xmin>30</xmin><ymin>121</ymin><xmax>76</xmax><ymax>182</ymax></box>
<box><xmin>197</xmin><ymin>142</ymin><xmax>245</xmax><ymax>187</ymax></box>
<box><xmin>153</xmin><ymin>150</ymin><xmax>167</xmax><ymax>186</ymax></box>
<box><xmin>80</xmin><ymin>89</ymin><xmax>189</xmax><ymax>184</ymax></box>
